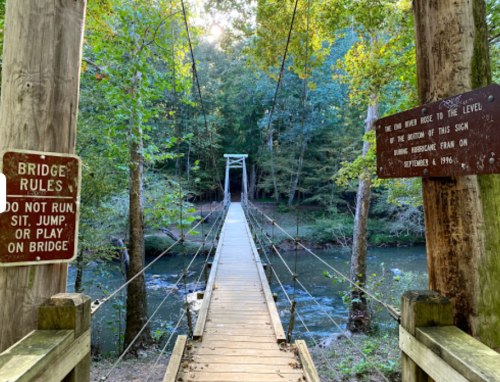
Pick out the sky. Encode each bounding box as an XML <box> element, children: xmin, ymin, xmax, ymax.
<box><xmin>190</xmin><ymin>0</ymin><xmax>256</xmax><ymax>43</ymax></box>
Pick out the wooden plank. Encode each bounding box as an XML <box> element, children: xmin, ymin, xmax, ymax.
<box><xmin>190</xmin><ymin>341</ymin><xmax>279</xmax><ymax>350</ymax></box>
<box><xmin>32</xmin><ymin>330</ymin><xmax>90</xmax><ymax>382</ymax></box>
<box><xmin>184</xmin><ymin>363</ymin><xmax>302</xmax><ymax>374</ymax></box>
<box><xmin>399</xmin><ymin>326</ymin><xmax>469</xmax><ymax>382</ymax></box>
<box><xmin>190</xmin><ymin>347</ymin><xmax>287</xmax><ymax>357</ymax></box>
<box><xmin>0</xmin><ymin>330</ymin><xmax>74</xmax><ymax>381</ymax></box>
<box><xmin>241</xmin><ymin>213</ymin><xmax>286</xmax><ymax>343</ymax></box>
<box><xmin>191</xmin><ymin>354</ymin><xmax>296</xmax><ymax>365</ymax></box>
<box><xmin>206</xmin><ymin>318</ymin><xmax>272</xmax><ymax>325</ymax></box>
<box><xmin>202</xmin><ymin>334</ymin><xmax>277</xmax><ymax>343</ymax></box>
<box><xmin>416</xmin><ymin>326</ymin><xmax>500</xmax><ymax>382</ymax></box>
<box><xmin>401</xmin><ymin>290</ymin><xmax>454</xmax><ymax>382</ymax></box>
<box><xmin>163</xmin><ymin>335</ymin><xmax>188</xmax><ymax>382</ymax></box>
<box><xmin>193</xmin><ymin>214</ymin><xmax>229</xmax><ymax>339</ymax></box>
<box><xmin>295</xmin><ymin>340</ymin><xmax>320</xmax><ymax>382</ymax></box>
<box><xmin>204</xmin><ymin>329</ymin><xmax>276</xmax><ymax>336</ymax></box>
<box><xmin>209</xmin><ymin>306</ymin><xmax>269</xmax><ymax>312</ymax></box>
<box><xmin>208</xmin><ymin>312</ymin><xmax>271</xmax><ymax>318</ymax></box>
<box><xmin>178</xmin><ymin>371</ymin><xmax>303</xmax><ymax>381</ymax></box>
<box><xmin>205</xmin><ymin>322</ymin><xmax>273</xmax><ymax>330</ymax></box>
<box><xmin>210</xmin><ymin>298</ymin><xmax>265</xmax><ymax>302</ymax></box>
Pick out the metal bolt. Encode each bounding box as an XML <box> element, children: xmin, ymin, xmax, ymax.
<box><xmin>36</xmin><ymin>256</ymin><xmax>41</xmax><ymax>261</ymax></box>
<box><xmin>423</xmin><ymin>169</ymin><xmax>429</xmax><ymax>176</ymax></box>
<box><xmin>379</xmin><ymin>167</ymin><xmax>383</xmax><ymax>172</ymax></box>
<box><xmin>489</xmin><ymin>95</ymin><xmax>495</xmax><ymax>102</ymax></box>
<box><xmin>377</xmin><ymin>125</ymin><xmax>381</xmax><ymax>130</ymax></box>
<box><xmin>422</xmin><ymin>108</ymin><xmax>427</xmax><ymax>115</ymax></box>
<box><xmin>40</xmin><ymin>155</ymin><xmax>45</xmax><ymax>160</ymax></box>
<box><xmin>490</xmin><ymin>158</ymin><xmax>495</xmax><ymax>165</ymax></box>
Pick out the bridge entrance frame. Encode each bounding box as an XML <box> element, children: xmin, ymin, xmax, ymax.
<box><xmin>223</xmin><ymin>154</ymin><xmax>248</xmax><ymax>206</ymax></box>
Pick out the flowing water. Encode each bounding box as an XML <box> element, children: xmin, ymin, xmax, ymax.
<box><xmin>68</xmin><ymin>245</ymin><xmax>427</xmax><ymax>355</ymax></box>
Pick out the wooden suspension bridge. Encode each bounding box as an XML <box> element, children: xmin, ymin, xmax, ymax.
<box><xmin>163</xmin><ymin>202</ymin><xmax>318</xmax><ymax>382</ymax></box>
<box><xmin>1</xmin><ymin>155</ymin><xmax>500</xmax><ymax>382</ymax></box>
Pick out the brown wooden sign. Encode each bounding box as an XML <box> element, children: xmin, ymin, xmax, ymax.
<box><xmin>376</xmin><ymin>84</ymin><xmax>500</xmax><ymax>178</ymax></box>
<box><xmin>0</xmin><ymin>150</ymin><xmax>82</xmax><ymax>266</ymax></box>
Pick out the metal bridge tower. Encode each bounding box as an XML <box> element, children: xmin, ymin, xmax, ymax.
<box><xmin>223</xmin><ymin>154</ymin><xmax>248</xmax><ymax>206</ymax></box>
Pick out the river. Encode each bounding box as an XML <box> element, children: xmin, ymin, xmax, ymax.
<box><xmin>68</xmin><ymin>245</ymin><xmax>428</xmax><ymax>355</ymax></box>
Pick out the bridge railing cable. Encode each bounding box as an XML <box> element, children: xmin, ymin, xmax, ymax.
<box><xmin>91</xmin><ymin>202</ymin><xmax>226</xmax><ymax>316</ymax></box>
<box><xmin>142</xmin><ymin>205</ymin><xmax>228</xmax><ymax>381</ymax></box>
<box><xmin>245</xmin><ymin>200</ymin><xmax>401</xmax><ymax>322</ymax></box>
<box><xmin>99</xmin><ymin>202</ymin><xmax>228</xmax><ymax>380</ymax></box>
<box><xmin>244</xmin><ymin>204</ymin><xmax>392</xmax><ymax>382</ymax></box>
<box><xmin>144</xmin><ymin>310</ymin><xmax>186</xmax><ymax>382</ymax></box>
<box><xmin>142</xmin><ymin>205</ymin><xmax>227</xmax><ymax>381</ymax></box>
<box><xmin>248</xmin><ymin>218</ymin><xmax>342</xmax><ymax>380</ymax></box>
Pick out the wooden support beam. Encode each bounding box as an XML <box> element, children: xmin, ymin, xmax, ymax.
<box><xmin>163</xmin><ymin>336</ymin><xmax>188</xmax><ymax>382</ymax></box>
<box><xmin>399</xmin><ymin>326</ymin><xmax>468</xmax><ymax>382</ymax></box>
<box><xmin>0</xmin><ymin>293</ymin><xmax>91</xmax><ymax>382</ymax></box>
<box><xmin>417</xmin><ymin>326</ymin><xmax>500</xmax><ymax>382</ymax></box>
<box><xmin>38</xmin><ymin>293</ymin><xmax>91</xmax><ymax>382</ymax></box>
<box><xmin>295</xmin><ymin>340</ymin><xmax>320</xmax><ymax>382</ymax></box>
<box><xmin>400</xmin><ymin>290</ymin><xmax>454</xmax><ymax>382</ymax></box>
<box><xmin>193</xmin><ymin>218</ymin><xmax>228</xmax><ymax>339</ymax></box>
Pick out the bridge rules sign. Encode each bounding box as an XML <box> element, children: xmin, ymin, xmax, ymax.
<box><xmin>376</xmin><ymin>84</ymin><xmax>500</xmax><ymax>178</ymax></box>
<box><xmin>0</xmin><ymin>150</ymin><xmax>81</xmax><ymax>266</ymax></box>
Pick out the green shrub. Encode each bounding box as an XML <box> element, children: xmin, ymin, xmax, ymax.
<box><xmin>368</xmin><ymin>234</ymin><xmax>425</xmax><ymax>246</ymax></box>
<box><xmin>144</xmin><ymin>235</ymin><xmax>200</xmax><ymax>257</ymax></box>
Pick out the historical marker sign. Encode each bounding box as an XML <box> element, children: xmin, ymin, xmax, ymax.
<box><xmin>0</xmin><ymin>150</ymin><xmax>82</xmax><ymax>266</ymax></box>
<box><xmin>376</xmin><ymin>84</ymin><xmax>500</xmax><ymax>179</ymax></box>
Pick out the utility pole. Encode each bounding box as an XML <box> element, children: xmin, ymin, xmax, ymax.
<box><xmin>0</xmin><ymin>0</ymin><xmax>87</xmax><ymax>352</ymax></box>
<box><xmin>413</xmin><ymin>0</ymin><xmax>500</xmax><ymax>351</ymax></box>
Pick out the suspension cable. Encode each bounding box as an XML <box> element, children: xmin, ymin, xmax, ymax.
<box><xmin>288</xmin><ymin>0</ymin><xmax>311</xmax><ymax>343</ymax></box>
<box><xmin>246</xmin><ymin>201</ymin><xmax>401</xmax><ymax>322</ymax></box>
<box><xmin>265</xmin><ymin>0</ymin><xmax>300</xmax><ymax>137</ymax></box>
<box><xmin>179</xmin><ymin>0</ymin><xmax>223</xmax><ymax>192</ymax></box>
<box><xmin>91</xmin><ymin>203</ymin><xmax>224</xmax><ymax>316</ymax></box>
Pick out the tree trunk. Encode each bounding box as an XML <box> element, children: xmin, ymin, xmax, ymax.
<box><xmin>124</xmin><ymin>132</ymin><xmax>151</xmax><ymax>351</ymax></box>
<box><xmin>414</xmin><ymin>0</ymin><xmax>500</xmax><ymax>350</ymax></box>
<box><xmin>268</xmin><ymin>133</ymin><xmax>280</xmax><ymax>204</ymax></box>
<box><xmin>287</xmin><ymin>141</ymin><xmax>308</xmax><ymax>207</ymax></box>
<box><xmin>0</xmin><ymin>0</ymin><xmax>86</xmax><ymax>352</ymax></box>
<box><xmin>348</xmin><ymin>102</ymin><xmax>378</xmax><ymax>333</ymax></box>
<box><xmin>124</xmin><ymin>49</ymin><xmax>151</xmax><ymax>349</ymax></box>
<box><xmin>74</xmin><ymin>249</ymin><xmax>84</xmax><ymax>293</ymax></box>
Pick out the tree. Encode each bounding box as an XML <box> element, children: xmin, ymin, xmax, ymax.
<box><xmin>413</xmin><ymin>0</ymin><xmax>500</xmax><ymax>351</ymax></box>
<box><xmin>331</xmin><ymin>0</ymin><xmax>416</xmax><ymax>332</ymax></box>
<box><xmin>86</xmin><ymin>0</ymin><xmax>191</xmax><ymax>351</ymax></box>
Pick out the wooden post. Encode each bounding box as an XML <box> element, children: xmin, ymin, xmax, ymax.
<box><xmin>38</xmin><ymin>293</ymin><xmax>91</xmax><ymax>382</ymax></box>
<box><xmin>0</xmin><ymin>0</ymin><xmax>87</xmax><ymax>352</ymax></box>
<box><xmin>224</xmin><ymin>157</ymin><xmax>230</xmax><ymax>205</ymax></box>
<box><xmin>413</xmin><ymin>0</ymin><xmax>500</xmax><ymax>351</ymax></box>
<box><xmin>400</xmin><ymin>290</ymin><xmax>454</xmax><ymax>382</ymax></box>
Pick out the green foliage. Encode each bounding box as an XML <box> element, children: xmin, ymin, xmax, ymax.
<box><xmin>144</xmin><ymin>235</ymin><xmax>200</xmax><ymax>257</ymax></box>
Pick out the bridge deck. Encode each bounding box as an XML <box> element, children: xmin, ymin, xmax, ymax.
<box><xmin>177</xmin><ymin>203</ymin><xmax>309</xmax><ymax>382</ymax></box>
